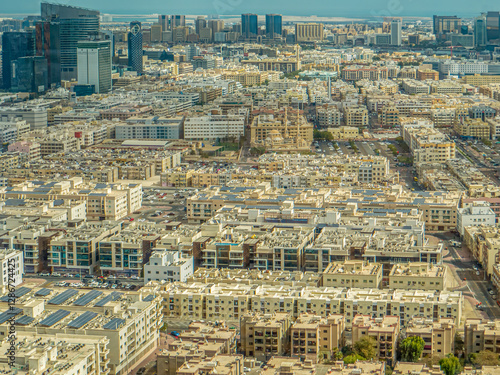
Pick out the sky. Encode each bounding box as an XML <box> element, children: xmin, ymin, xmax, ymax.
<box><xmin>1</xmin><ymin>0</ymin><xmax>499</xmax><ymax>18</ymax></box>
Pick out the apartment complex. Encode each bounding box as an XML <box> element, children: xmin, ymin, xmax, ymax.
<box><xmin>352</xmin><ymin>315</ymin><xmax>400</xmax><ymax>364</ymax></box>
<box><xmin>0</xmin><ymin>287</ymin><xmax>162</xmax><ymax>375</ymax></box>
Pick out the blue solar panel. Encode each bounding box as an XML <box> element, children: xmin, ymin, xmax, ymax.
<box><xmin>0</xmin><ymin>308</ymin><xmax>22</xmax><ymax>324</ymax></box>
<box><xmin>94</xmin><ymin>292</ymin><xmax>123</xmax><ymax>307</ymax></box>
<box><xmin>73</xmin><ymin>290</ymin><xmax>103</xmax><ymax>306</ymax></box>
<box><xmin>67</xmin><ymin>311</ymin><xmax>98</xmax><ymax>329</ymax></box>
<box><xmin>15</xmin><ymin>316</ymin><xmax>35</xmax><ymax>325</ymax></box>
<box><xmin>48</xmin><ymin>289</ymin><xmax>78</xmax><ymax>305</ymax></box>
<box><xmin>39</xmin><ymin>310</ymin><xmax>70</xmax><ymax>327</ymax></box>
<box><xmin>35</xmin><ymin>288</ymin><xmax>52</xmax><ymax>296</ymax></box>
<box><xmin>103</xmin><ymin>318</ymin><xmax>126</xmax><ymax>330</ymax></box>
<box><xmin>0</xmin><ymin>287</ymin><xmax>31</xmax><ymax>302</ymax></box>
<box><xmin>143</xmin><ymin>295</ymin><xmax>155</xmax><ymax>302</ymax></box>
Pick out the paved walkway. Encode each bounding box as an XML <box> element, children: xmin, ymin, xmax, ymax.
<box><xmin>127</xmin><ymin>332</ymin><xmax>173</xmax><ymax>375</ymax></box>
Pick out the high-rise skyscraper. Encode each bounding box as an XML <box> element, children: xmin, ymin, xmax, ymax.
<box><xmin>475</xmin><ymin>16</ymin><xmax>488</xmax><ymax>47</ymax></box>
<box><xmin>170</xmin><ymin>15</ymin><xmax>186</xmax><ymax>30</ymax></box>
<box><xmin>128</xmin><ymin>21</ymin><xmax>143</xmax><ymax>75</ymax></box>
<box><xmin>241</xmin><ymin>14</ymin><xmax>258</xmax><ymax>39</ymax></box>
<box><xmin>2</xmin><ymin>32</ymin><xmax>35</xmax><ymax>90</ymax></box>
<box><xmin>40</xmin><ymin>3</ymin><xmax>100</xmax><ymax>81</ymax></box>
<box><xmin>35</xmin><ymin>21</ymin><xmax>61</xmax><ymax>88</ymax></box>
<box><xmin>77</xmin><ymin>39</ymin><xmax>112</xmax><ymax>94</ymax></box>
<box><xmin>391</xmin><ymin>19</ymin><xmax>402</xmax><ymax>46</ymax></box>
<box><xmin>195</xmin><ymin>16</ymin><xmax>207</xmax><ymax>35</ymax></box>
<box><xmin>11</xmin><ymin>56</ymin><xmax>48</xmax><ymax>93</ymax></box>
<box><xmin>185</xmin><ymin>45</ymin><xmax>201</xmax><ymax>61</ymax></box>
<box><xmin>266</xmin><ymin>14</ymin><xmax>282</xmax><ymax>39</ymax></box>
<box><xmin>433</xmin><ymin>15</ymin><xmax>461</xmax><ymax>35</ymax></box>
<box><xmin>486</xmin><ymin>11</ymin><xmax>500</xmax><ymax>41</ymax></box>
<box><xmin>159</xmin><ymin>15</ymin><xmax>168</xmax><ymax>32</ymax></box>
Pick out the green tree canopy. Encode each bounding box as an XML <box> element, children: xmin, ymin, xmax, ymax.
<box><xmin>343</xmin><ymin>354</ymin><xmax>365</xmax><ymax>364</ymax></box>
<box><xmin>470</xmin><ymin>350</ymin><xmax>500</xmax><ymax>366</ymax></box>
<box><xmin>400</xmin><ymin>336</ymin><xmax>425</xmax><ymax>362</ymax></box>
<box><xmin>439</xmin><ymin>355</ymin><xmax>462</xmax><ymax>375</ymax></box>
<box><xmin>354</xmin><ymin>336</ymin><xmax>377</xmax><ymax>360</ymax></box>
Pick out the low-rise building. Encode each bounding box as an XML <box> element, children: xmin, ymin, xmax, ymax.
<box><xmin>465</xmin><ymin>319</ymin><xmax>500</xmax><ymax>356</ymax></box>
<box><xmin>322</xmin><ymin>261</ymin><xmax>383</xmax><ymax>289</ymax></box>
<box><xmin>457</xmin><ymin>202</ymin><xmax>496</xmax><ymax>236</ymax></box>
<box><xmin>240</xmin><ymin>312</ymin><xmax>292</xmax><ymax>362</ymax></box>
<box><xmin>352</xmin><ymin>315</ymin><xmax>400</xmax><ymax>364</ymax></box>
<box><xmin>290</xmin><ymin>313</ymin><xmax>345</xmax><ymax>363</ymax></box>
<box><xmin>144</xmin><ymin>250</ymin><xmax>194</xmax><ymax>283</ymax></box>
<box><xmin>388</xmin><ymin>263</ymin><xmax>447</xmax><ymax>291</ymax></box>
<box><xmin>405</xmin><ymin>318</ymin><xmax>456</xmax><ymax>358</ymax></box>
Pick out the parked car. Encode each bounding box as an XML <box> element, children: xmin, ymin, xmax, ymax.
<box><xmin>40</xmin><ymin>272</ymin><xmax>50</xmax><ymax>277</ymax></box>
<box><xmin>51</xmin><ymin>273</ymin><xmax>61</xmax><ymax>277</ymax></box>
<box><xmin>170</xmin><ymin>331</ymin><xmax>180</xmax><ymax>338</ymax></box>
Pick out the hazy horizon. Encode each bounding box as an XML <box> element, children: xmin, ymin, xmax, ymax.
<box><xmin>1</xmin><ymin>0</ymin><xmax>499</xmax><ymax>18</ymax></box>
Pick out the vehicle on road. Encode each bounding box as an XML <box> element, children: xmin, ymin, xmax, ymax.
<box><xmin>40</xmin><ymin>272</ymin><xmax>50</xmax><ymax>277</ymax></box>
<box><xmin>170</xmin><ymin>331</ymin><xmax>180</xmax><ymax>338</ymax></box>
<box><xmin>51</xmin><ymin>273</ymin><xmax>61</xmax><ymax>277</ymax></box>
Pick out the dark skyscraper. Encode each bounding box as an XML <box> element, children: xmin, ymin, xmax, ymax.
<box><xmin>159</xmin><ymin>15</ymin><xmax>168</xmax><ymax>32</ymax></box>
<box><xmin>241</xmin><ymin>14</ymin><xmax>258</xmax><ymax>39</ymax></box>
<box><xmin>475</xmin><ymin>16</ymin><xmax>487</xmax><ymax>47</ymax></box>
<box><xmin>266</xmin><ymin>14</ymin><xmax>282</xmax><ymax>39</ymax></box>
<box><xmin>170</xmin><ymin>15</ymin><xmax>186</xmax><ymax>30</ymax></box>
<box><xmin>195</xmin><ymin>16</ymin><xmax>207</xmax><ymax>35</ymax></box>
<box><xmin>1</xmin><ymin>32</ymin><xmax>35</xmax><ymax>90</ymax></box>
<box><xmin>486</xmin><ymin>11</ymin><xmax>500</xmax><ymax>41</ymax></box>
<box><xmin>35</xmin><ymin>21</ymin><xmax>61</xmax><ymax>88</ymax></box>
<box><xmin>40</xmin><ymin>3</ymin><xmax>100</xmax><ymax>81</ymax></box>
<box><xmin>11</xmin><ymin>56</ymin><xmax>49</xmax><ymax>93</ymax></box>
<box><xmin>128</xmin><ymin>21</ymin><xmax>143</xmax><ymax>75</ymax></box>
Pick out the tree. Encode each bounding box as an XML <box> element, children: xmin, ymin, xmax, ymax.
<box><xmin>400</xmin><ymin>336</ymin><xmax>425</xmax><ymax>362</ymax></box>
<box><xmin>454</xmin><ymin>333</ymin><xmax>464</xmax><ymax>357</ymax></box>
<box><xmin>354</xmin><ymin>336</ymin><xmax>377</xmax><ymax>360</ymax></box>
<box><xmin>439</xmin><ymin>355</ymin><xmax>462</xmax><ymax>375</ymax></box>
<box><xmin>343</xmin><ymin>354</ymin><xmax>365</xmax><ymax>364</ymax></box>
<box><xmin>470</xmin><ymin>350</ymin><xmax>500</xmax><ymax>366</ymax></box>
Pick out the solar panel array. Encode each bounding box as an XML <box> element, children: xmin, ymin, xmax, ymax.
<box><xmin>103</xmin><ymin>318</ymin><xmax>126</xmax><ymax>330</ymax></box>
<box><xmin>143</xmin><ymin>295</ymin><xmax>155</xmax><ymax>302</ymax></box>
<box><xmin>35</xmin><ymin>288</ymin><xmax>52</xmax><ymax>296</ymax></box>
<box><xmin>0</xmin><ymin>287</ymin><xmax>31</xmax><ymax>302</ymax></box>
<box><xmin>0</xmin><ymin>307</ymin><xmax>22</xmax><ymax>324</ymax></box>
<box><xmin>73</xmin><ymin>290</ymin><xmax>103</xmax><ymax>306</ymax></box>
<box><xmin>48</xmin><ymin>289</ymin><xmax>78</xmax><ymax>305</ymax></box>
<box><xmin>94</xmin><ymin>292</ymin><xmax>123</xmax><ymax>307</ymax></box>
<box><xmin>39</xmin><ymin>310</ymin><xmax>70</xmax><ymax>327</ymax></box>
<box><xmin>67</xmin><ymin>311</ymin><xmax>98</xmax><ymax>329</ymax></box>
<box><xmin>15</xmin><ymin>315</ymin><xmax>35</xmax><ymax>325</ymax></box>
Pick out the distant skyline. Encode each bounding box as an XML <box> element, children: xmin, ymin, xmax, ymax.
<box><xmin>1</xmin><ymin>0</ymin><xmax>499</xmax><ymax>18</ymax></box>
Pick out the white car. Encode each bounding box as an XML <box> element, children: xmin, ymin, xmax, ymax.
<box><xmin>131</xmin><ymin>276</ymin><xmax>140</xmax><ymax>280</ymax></box>
<box><xmin>51</xmin><ymin>273</ymin><xmax>61</xmax><ymax>277</ymax></box>
<box><xmin>40</xmin><ymin>272</ymin><xmax>50</xmax><ymax>277</ymax></box>
<box><xmin>107</xmin><ymin>275</ymin><xmax>116</xmax><ymax>279</ymax></box>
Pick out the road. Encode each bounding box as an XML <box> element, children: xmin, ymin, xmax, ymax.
<box><xmin>433</xmin><ymin>233</ymin><xmax>500</xmax><ymax>320</ymax></box>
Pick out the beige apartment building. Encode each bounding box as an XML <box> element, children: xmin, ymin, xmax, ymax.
<box><xmin>454</xmin><ymin>120</ymin><xmax>491</xmax><ymax>139</ymax></box>
<box><xmin>322</xmin><ymin>261</ymin><xmax>383</xmax><ymax>289</ymax></box>
<box><xmin>290</xmin><ymin>314</ymin><xmax>345</xmax><ymax>363</ymax></box>
<box><xmin>250</xmin><ymin>114</ymin><xmax>314</xmax><ymax>146</ymax></box>
<box><xmin>240</xmin><ymin>312</ymin><xmax>292</xmax><ymax>361</ymax></box>
<box><xmin>327</xmin><ymin>126</ymin><xmax>359</xmax><ymax>140</ymax></box>
<box><xmin>465</xmin><ymin>319</ymin><xmax>500</xmax><ymax>355</ymax></box>
<box><xmin>352</xmin><ymin>315</ymin><xmax>400</xmax><ymax>364</ymax></box>
<box><xmin>388</xmin><ymin>263</ymin><xmax>447</xmax><ymax>291</ymax></box>
<box><xmin>162</xmin><ymin>282</ymin><xmax>463</xmax><ymax>328</ymax></box>
<box><xmin>463</xmin><ymin>226</ymin><xmax>500</xmax><ymax>277</ymax></box>
<box><xmin>405</xmin><ymin>318</ymin><xmax>456</xmax><ymax>358</ymax></box>
<box><xmin>295</xmin><ymin>23</ymin><xmax>324</xmax><ymax>42</ymax></box>
<box><xmin>344</xmin><ymin>106</ymin><xmax>369</xmax><ymax>128</ymax></box>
